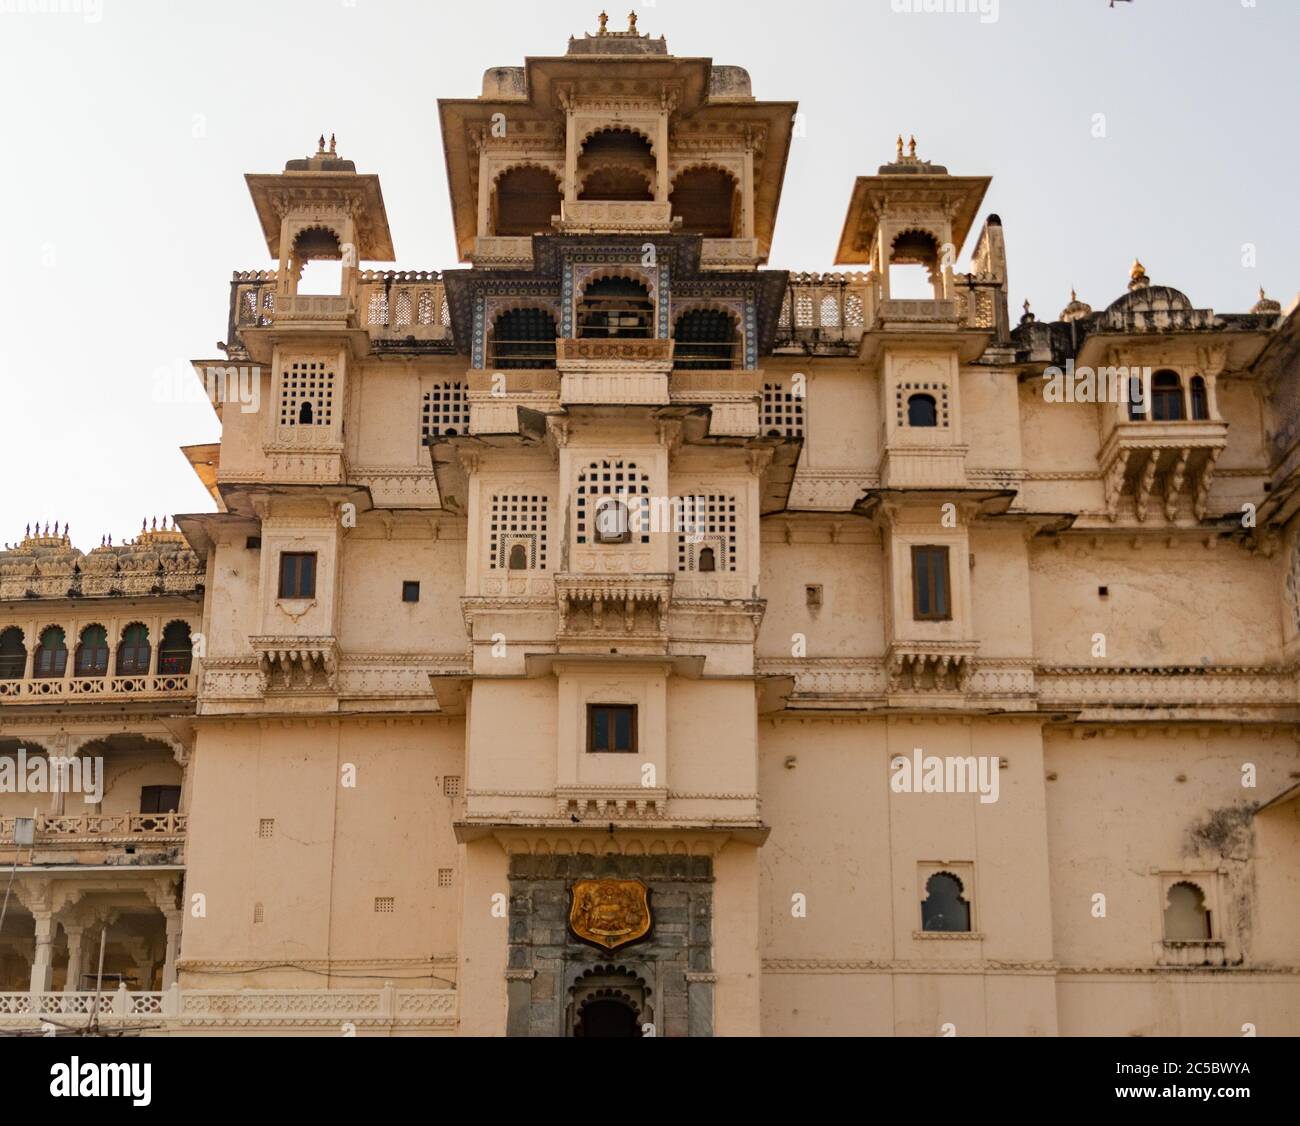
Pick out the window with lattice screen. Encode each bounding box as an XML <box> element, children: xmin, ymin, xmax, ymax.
<box><xmin>489</xmin><ymin>495</ymin><xmax>549</xmax><ymax>570</ymax></box>
<box><xmin>762</xmin><ymin>383</ymin><xmax>804</xmax><ymax>439</ymax></box>
<box><xmin>422</xmin><ymin>383</ymin><xmax>469</xmax><ymax>440</ymax></box>
<box><xmin>677</xmin><ymin>494</ymin><xmax>738</xmax><ymax>573</ymax></box>
<box><xmin>575</xmin><ymin>460</ymin><xmax>652</xmax><ymax>545</ymax></box>
<box><xmin>896</xmin><ymin>382</ymin><xmax>950</xmax><ymax>428</ymax></box>
<box><xmin>279</xmin><ymin>359</ymin><xmax>335</xmax><ymax>427</ymax></box>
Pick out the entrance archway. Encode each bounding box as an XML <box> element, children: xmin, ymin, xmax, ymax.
<box><xmin>575</xmin><ymin>995</ymin><xmax>640</xmax><ymax>1038</ymax></box>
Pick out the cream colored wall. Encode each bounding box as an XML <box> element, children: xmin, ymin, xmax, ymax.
<box><xmin>757</xmin><ymin>716</ymin><xmax>1058</xmax><ymax>1036</ymax></box>
<box><xmin>179</xmin><ymin>717</ymin><xmax>463</xmax><ymax>989</ymax></box>
<box><xmin>1029</xmin><ymin>539</ymin><xmax>1284</xmax><ymax>666</ymax></box>
<box><xmin>337</xmin><ymin>534</ymin><xmax>466</xmax><ymax>654</ymax></box>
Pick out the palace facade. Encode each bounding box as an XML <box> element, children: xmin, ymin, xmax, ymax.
<box><xmin>2</xmin><ymin>15</ymin><xmax>1299</xmax><ymax>1036</ymax></box>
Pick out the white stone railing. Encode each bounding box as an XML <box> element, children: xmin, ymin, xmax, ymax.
<box><xmin>0</xmin><ymin>673</ymin><xmax>196</xmax><ymax>702</ymax></box>
<box><xmin>0</xmin><ymin>985</ymin><xmax>457</xmax><ymax>1031</ymax></box>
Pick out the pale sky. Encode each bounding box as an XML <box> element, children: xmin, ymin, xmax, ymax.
<box><xmin>1</xmin><ymin>0</ymin><xmax>1295</xmax><ymax>549</ymax></box>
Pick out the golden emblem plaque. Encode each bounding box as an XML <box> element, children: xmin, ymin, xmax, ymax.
<box><xmin>569</xmin><ymin>878</ymin><xmax>652</xmax><ymax>950</ymax></box>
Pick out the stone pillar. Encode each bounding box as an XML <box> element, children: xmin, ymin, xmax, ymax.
<box><xmin>29</xmin><ymin>912</ymin><xmax>55</xmax><ymax>994</ymax></box>
<box><xmin>161</xmin><ymin>912</ymin><xmax>182</xmax><ymax>990</ymax></box>
<box><xmin>63</xmin><ymin>926</ymin><xmax>85</xmax><ymax>993</ymax></box>
<box><xmin>655</xmin><ymin>113</ymin><xmax>669</xmax><ymax>203</ymax></box>
<box><xmin>564</xmin><ymin>111</ymin><xmax>578</xmax><ymax>207</ymax></box>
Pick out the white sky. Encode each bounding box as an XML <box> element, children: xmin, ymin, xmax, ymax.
<box><xmin>0</xmin><ymin>0</ymin><xmax>1295</xmax><ymax>549</ymax></box>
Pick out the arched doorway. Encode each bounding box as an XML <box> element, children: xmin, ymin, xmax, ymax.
<box><xmin>575</xmin><ymin>995</ymin><xmax>640</xmax><ymax>1038</ymax></box>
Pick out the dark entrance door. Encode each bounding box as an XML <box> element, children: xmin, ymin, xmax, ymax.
<box><xmin>576</xmin><ymin>999</ymin><xmax>639</xmax><ymax>1038</ymax></box>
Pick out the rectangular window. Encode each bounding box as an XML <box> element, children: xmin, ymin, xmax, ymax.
<box><xmin>911</xmin><ymin>546</ymin><xmax>951</xmax><ymax>621</ymax></box>
<box><xmin>279</xmin><ymin>552</ymin><xmax>317</xmax><ymax>599</ymax></box>
<box><xmin>402</xmin><ymin>581</ymin><xmax>420</xmax><ymax>603</ymax></box>
<box><xmin>587</xmin><ymin>704</ymin><xmax>637</xmax><ymax>754</ymax></box>
<box><xmin>139</xmin><ymin>785</ymin><xmax>181</xmax><ymax>814</ymax></box>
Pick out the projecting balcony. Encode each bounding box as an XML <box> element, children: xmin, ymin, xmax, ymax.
<box><xmin>557</xmin><ymin>337</ymin><xmax>673</xmax><ymax>405</ymax></box>
<box><xmin>556</xmin><ymin>199</ymin><xmax>675</xmax><ymax>234</ymax></box>
<box><xmin>1099</xmin><ymin>419</ymin><xmax>1228</xmax><ymax>522</ymax></box>
<box><xmin>269</xmin><ymin>294</ymin><xmax>354</xmax><ymax>326</ymax></box>
<box><xmin>699</xmin><ymin>237</ymin><xmax>762</xmax><ymax>271</ymax></box>
<box><xmin>0</xmin><ymin>811</ymin><xmax>187</xmax><ymax>866</ymax></box>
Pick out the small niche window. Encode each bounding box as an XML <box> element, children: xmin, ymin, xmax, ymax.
<box><xmin>907</xmin><ymin>393</ymin><xmax>938</xmax><ymax>428</ymax></box>
<box><xmin>911</xmin><ymin>546</ymin><xmax>952</xmax><ymax>621</ymax></box>
<box><xmin>921</xmin><ymin>871</ymin><xmax>971</xmax><ymax>933</ymax></box>
<box><xmin>402</xmin><ymin>581</ymin><xmax>421</xmax><ymax>603</ymax></box>
<box><xmin>508</xmin><ymin>544</ymin><xmax>529</xmax><ymax>571</ymax></box>
<box><xmin>588</xmin><ymin>704</ymin><xmax>637</xmax><ymax>754</ymax></box>
<box><xmin>279</xmin><ymin>552</ymin><xmax>317</xmax><ymax>600</ymax></box>
<box><xmin>1151</xmin><ymin>370</ymin><xmax>1185</xmax><ymax>421</ymax></box>
<box><xmin>1190</xmin><ymin>376</ymin><xmax>1209</xmax><ymax>421</ymax></box>
<box><xmin>1164</xmin><ymin>881</ymin><xmax>1213</xmax><ymax>941</ymax></box>
<box><xmin>140</xmin><ymin>785</ymin><xmax>181</xmax><ymax>814</ymax></box>
<box><xmin>594</xmin><ymin>497</ymin><xmax>632</xmax><ymax>545</ymax></box>
<box><xmin>698</xmin><ymin>547</ymin><xmax>717</xmax><ymax>573</ymax></box>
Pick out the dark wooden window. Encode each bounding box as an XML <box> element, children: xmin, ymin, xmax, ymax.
<box><xmin>1151</xmin><ymin>371</ymin><xmax>1185</xmax><ymax>421</ymax></box>
<box><xmin>402</xmin><ymin>581</ymin><xmax>420</xmax><ymax>603</ymax></box>
<box><xmin>912</xmin><ymin>546</ymin><xmax>951</xmax><ymax>621</ymax></box>
<box><xmin>157</xmin><ymin>622</ymin><xmax>193</xmax><ymax>674</ymax></box>
<box><xmin>33</xmin><ymin>627</ymin><xmax>68</xmax><ymax>678</ymax></box>
<box><xmin>587</xmin><ymin>704</ymin><xmax>637</xmax><ymax>754</ymax></box>
<box><xmin>74</xmin><ymin>625</ymin><xmax>109</xmax><ymax>677</ymax></box>
<box><xmin>0</xmin><ymin>627</ymin><xmax>25</xmax><ymax>679</ymax></box>
<box><xmin>116</xmin><ymin>623</ymin><xmax>151</xmax><ymax>675</ymax></box>
<box><xmin>1190</xmin><ymin>376</ymin><xmax>1209</xmax><ymax>421</ymax></box>
<box><xmin>279</xmin><ymin>552</ymin><xmax>317</xmax><ymax>599</ymax></box>
<box><xmin>140</xmin><ymin>785</ymin><xmax>181</xmax><ymax>814</ymax></box>
<box><xmin>921</xmin><ymin>872</ymin><xmax>971</xmax><ymax>933</ymax></box>
<box><xmin>907</xmin><ymin>393</ymin><xmax>938</xmax><ymax>427</ymax></box>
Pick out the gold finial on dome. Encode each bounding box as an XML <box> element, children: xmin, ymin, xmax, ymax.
<box><xmin>908</xmin><ymin>135</ymin><xmax>917</xmax><ymax>158</ymax></box>
<box><xmin>1128</xmin><ymin>258</ymin><xmax>1149</xmax><ymax>290</ymax></box>
<box><xmin>896</xmin><ymin>134</ymin><xmax>904</xmax><ymax>159</ymax></box>
<box><xmin>597</xmin><ymin>9</ymin><xmax>608</xmax><ymax>33</ymax></box>
<box><xmin>316</xmin><ymin>134</ymin><xmax>327</xmax><ymax>157</ymax></box>
<box><xmin>628</xmin><ymin>9</ymin><xmax>637</xmax><ymax>32</ymax></box>
<box><xmin>1251</xmin><ymin>286</ymin><xmax>1282</xmax><ymax>316</ymax></box>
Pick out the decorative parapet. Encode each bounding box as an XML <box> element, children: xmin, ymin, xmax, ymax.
<box><xmin>557</xmin><ymin>337</ymin><xmax>674</xmax><ymax>365</ymax></box>
<box><xmin>555</xmin><ymin>787</ymin><xmax>669</xmax><ymax>819</ymax></box>
<box><xmin>0</xmin><ymin>985</ymin><xmax>457</xmax><ymax>1033</ymax></box>
<box><xmin>0</xmin><ymin>811</ymin><xmax>186</xmax><ymax>847</ymax></box>
<box><xmin>0</xmin><ymin>673</ymin><xmax>196</xmax><ymax>704</ymax></box>
<box><xmin>556</xmin><ymin>200</ymin><xmax>675</xmax><ymax>234</ymax></box>
<box><xmin>1037</xmin><ymin>664</ymin><xmax>1299</xmax><ymax>714</ymax></box>
<box><xmin>875</xmin><ymin>298</ymin><xmax>960</xmax><ymax>326</ymax></box>
<box><xmin>0</xmin><ymin>521</ymin><xmax>203</xmax><ymax>602</ymax></box>
<box><xmin>469</xmin><ymin>236</ymin><xmax>536</xmax><ymax>269</ymax></box>
<box><xmin>700</xmin><ymin>237</ymin><xmax>762</xmax><ymax>270</ymax></box>
<box><xmin>270</xmin><ymin>294</ymin><xmax>354</xmax><ymax>325</ymax></box>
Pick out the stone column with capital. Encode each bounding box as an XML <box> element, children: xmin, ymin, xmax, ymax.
<box><xmin>161</xmin><ymin>911</ymin><xmax>183</xmax><ymax>990</ymax></box>
<box><xmin>63</xmin><ymin>926</ymin><xmax>85</xmax><ymax>993</ymax></box>
<box><xmin>29</xmin><ymin>912</ymin><xmax>55</xmax><ymax>994</ymax></box>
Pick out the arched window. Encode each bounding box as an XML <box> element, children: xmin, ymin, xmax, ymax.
<box><xmin>670</xmin><ymin>168</ymin><xmax>738</xmax><ymax>237</ymax></box>
<box><xmin>494</xmin><ymin>166</ymin><xmax>562</xmax><ymax>237</ymax></box>
<box><xmin>577</xmin><ymin>128</ymin><xmax>655</xmax><ymax>203</ymax></box>
<box><xmin>290</xmin><ymin>226</ymin><xmax>343</xmax><ymax>296</ymax></box>
<box><xmin>674</xmin><ymin>309</ymin><xmax>739</xmax><ymax>370</ymax></box>
<box><xmin>298</xmin><ymin>400</ymin><xmax>314</xmax><ymax>425</ymax></box>
<box><xmin>698</xmin><ymin>547</ymin><xmax>717</xmax><ymax>573</ymax></box>
<box><xmin>1164</xmin><ymin>881</ymin><xmax>1212</xmax><ymax>941</ymax></box>
<box><xmin>490</xmin><ymin>308</ymin><xmax>558</xmax><ymax>370</ymax></box>
<box><xmin>921</xmin><ymin>872</ymin><xmax>971</xmax><ymax>933</ymax></box>
<box><xmin>116</xmin><ymin>623</ymin><xmax>151</xmax><ymax>676</ymax></box>
<box><xmin>594</xmin><ymin>498</ymin><xmax>632</xmax><ymax>545</ymax></box>
<box><xmin>577</xmin><ymin>277</ymin><xmax>654</xmax><ymax>339</ymax></box>
<box><xmin>889</xmin><ymin>229</ymin><xmax>941</xmax><ymax>300</ymax></box>
<box><xmin>1151</xmin><ymin>370</ymin><xmax>1185</xmax><ymax>421</ymax></box>
<box><xmin>0</xmin><ymin>627</ymin><xmax>26</xmax><ymax>679</ymax></box>
<box><xmin>508</xmin><ymin>544</ymin><xmax>528</xmax><ymax>571</ymax></box>
<box><xmin>907</xmin><ymin>393</ymin><xmax>938</xmax><ymax>428</ymax></box>
<box><xmin>1190</xmin><ymin>376</ymin><xmax>1209</xmax><ymax>421</ymax></box>
<box><xmin>33</xmin><ymin>626</ymin><xmax>68</xmax><ymax>678</ymax></box>
<box><xmin>74</xmin><ymin>625</ymin><xmax>109</xmax><ymax>677</ymax></box>
<box><xmin>158</xmin><ymin>622</ymin><xmax>194</xmax><ymax>675</ymax></box>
